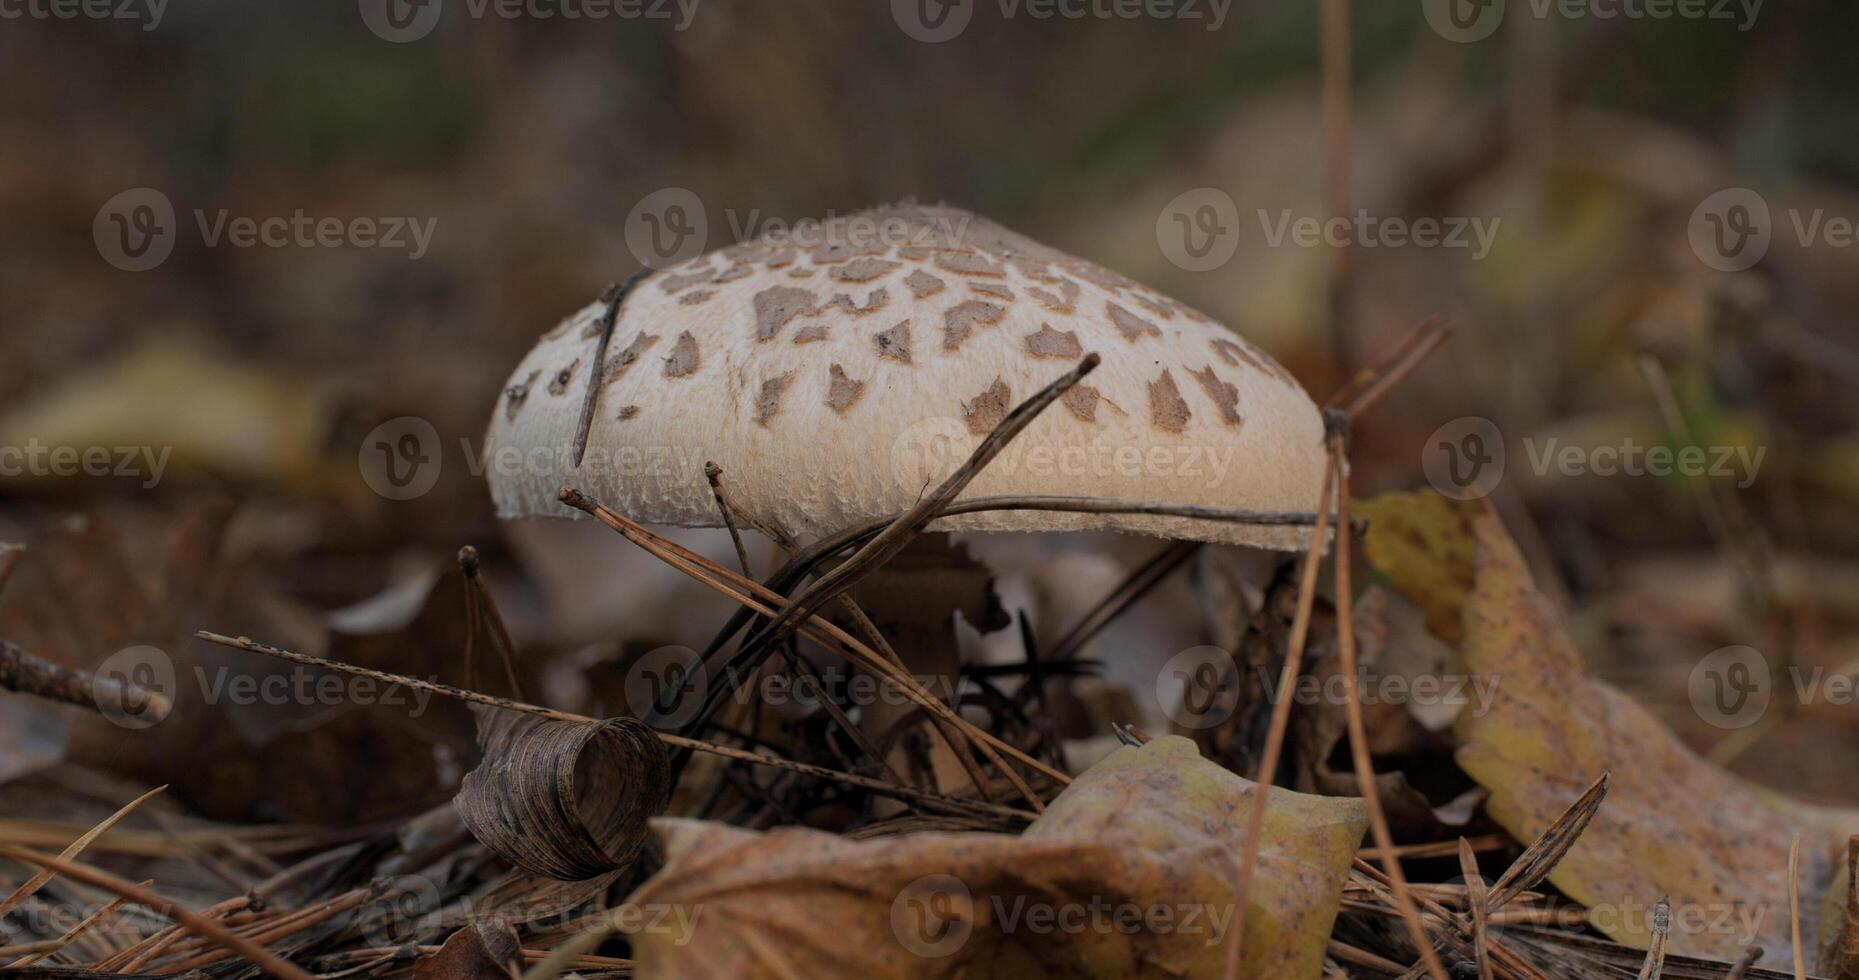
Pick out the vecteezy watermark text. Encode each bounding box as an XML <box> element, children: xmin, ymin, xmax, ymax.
<box><xmin>1155</xmin><ymin>646</ymin><xmax>1498</xmax><ymax>730</ymax></box>
<box><xmin>0</xmin><ymin>0</ymin><xmax>165</xmax><ymax>30</ymax></box>
<box><xmin>89</xmin><ymin>646</ymin><xmax>438</xmax><ymax>729</ymax></box>
<box><xmin>95</xmin><ymin>188</ymin><xmax>437</xmax><ymax>272</ymax></box>
<box><xmin>1154</xmin><ymin>188</ymin><xmax>1501</xmax><ymax>272</ymax></box>
<box><xmin>890</xmin><ymin>874</ymin><xmax>1234</xmax><ymax>958</ymax></box>
<box><xmin>624</xmin><ymin>189</ymin><xmax>977</xmax><ymax>269</ymax></box>
<box><xmin>1424</xmin><ymin>0</ymin><xmax>1760</xmax><ymax>44</ymax></box>
<box><xmin>1423</xmin><ymin>416</ymin><xmax>1766</xmax><ymax>500</ymax></box>
<box><xmin>360</xmin><ymin>0</ymin><xmax>701</xmax><ymax>43</ymax></box>
<box><xmin>890</xmin><ymin>0</ymin><xmax>1230</xmax><ymax>43</ymax></box>
<box><xmin>0</xmin><ymin>440</ymin><xmax>171</xmax><ymax>489</ymax></box>
<box><xmin>1687</xmin><ymin>645</ymin><xmax>1859</xmax><ymax>730</ymax></box>
<box><xmin>1689</xmin><ymin>187</ymin><xmax>1859</xmax><ymax>272</ymax></box>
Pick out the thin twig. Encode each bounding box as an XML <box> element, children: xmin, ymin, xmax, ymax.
<box><xmin>572</xmin><ymin>270</ymin><xmax>649</xmax><ymax>468</ymax></box>
<box><xmin>1458</xmin><ymin>839</ymin><xmax>1494</xmax><ymax>980</ymax></box>
<box><xmin>1222</xmin><ymin>456</ymin><xmax>1338</xmax><ymax>980</ymax></box>
<box><xmin>1636</xmin><ymin>897</ymin><xmax>1669</xmax><ymax>980</ymax></box>
<box><xmin>1043</xmin><ymin>540</ymin><xmax>1199</xmax><ymax>665</ymax></box>
<box><xmin>1331</xmin><ymin>422</ymin><xmax>1449</xmax><ymax>980</ymax></box>
<box><xmin>1724</xmin><ymin>944</ymin><xmax>1764</xmax><ymax>980</ymax></box>
<box><xmin>1788</xmin><ymin>836</ymin><xmax>1805</xmax><ymax>980</ymax></box>
<box><xmin>1320</xmin><ymin>0</ymin><xmax>1354</xmax><ymax>376</ymax></box>
<box><xmin>706</xmin><ymin>463</ymin><xmax>923</xmax><ymax>795</ymax></box>
<box><xmin>704</xmin><ymin>462</ymin><xmax>755</xmax><ymax>578</ymax></box>
<box><xmin>5</xmin><ymin>887</ymin><xmax>137</xmax><ymax>967</ymax></box>
<box><xmin>0</xmin><ymin>846</ymin><xmax>316</xmax><ymax>980</ymax></box>
<box><xmin>0</xmin><ymin>543</ymin><xmax>21</xmax><ymax>600</ymax></box>
<box><xmin>0</xmin><ymin>641</ymin><xmax>171</xmax><ymax>725</ymax></box>
<box><xmin>0</xmin><ymin>785</ymin><xmax>167</xmax><ymax>920</ymax></box>
<box><xmin>193</xmin><ymin>631</ymin><xmax>1032</xmax><ymax>823</ymax></box>
<box><xmin>1335</xmin><ymin>317</ymin><xmax>1451</xmax><ymax>420</ymax></box>
<box><xmin>559</xmin><ymin>490</ymin><xmax>1061</xmax><ymax>810</ymax></box>
<box><xmin>458</xmin><ymin>546</ymin><xmax>523</xmax><ymax>700</ymax></box>
<box><xmin>750</xmin><ymin>354</ymin><xmax>1100</xmax><ymax>662</ymax></box>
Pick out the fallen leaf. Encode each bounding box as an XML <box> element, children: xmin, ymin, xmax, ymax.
<box><xmin>1362</xmin><ymin>492</ymin><xmax>1859</xmax><ymax>970</ymax></box>
<box><xmin>415</xmin><ymin>916</ymin><xmax>522</xmax><ymax>980</ymax></box>
<box><xmin>618</xmin><ymin>736</ymin><xmax>1365</xmax><ymax>979</ymax></box>
<box><xmin>456</xmin><ymin>708</ymin><xmax>669</xmax><ymax>881</ymax></box>
<box><xmin>1355</xmin><ymin>492</ymin><xmax>1479</xmax><ymax>646</ymax></box>
<box><xmin>1818</xmin><ymin>836</ymin><xmax>1859</xmax><ymax>980</ymax></box>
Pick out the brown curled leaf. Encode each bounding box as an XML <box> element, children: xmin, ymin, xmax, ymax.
<box><xmin>414</xmin><ymin>916</ymin><xmax>522</xmax><ymax>980</ymax></box>
<box><xmin>455</xmin><ymin>706</ymin><xmax>670</xmax><ymax>881</ymax></box>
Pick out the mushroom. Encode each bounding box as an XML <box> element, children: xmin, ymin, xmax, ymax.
<box><xmin>483</xmin><ymin>203</ymin><xmax>1331</xmax><ymax>780</ymax></box>
<box><xmin>483</xmin><ymin>202</ymin><xmax>1326</xmax><ymax>552</ymax></box>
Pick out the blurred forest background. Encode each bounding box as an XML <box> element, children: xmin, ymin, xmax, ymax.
<box><xmin>2</xmin><ymin>0</ymin><xmax>1858</xmax><ymax>824</ymax></box>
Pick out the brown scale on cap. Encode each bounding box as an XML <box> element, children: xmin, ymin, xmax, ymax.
<box><xmin>793</xmin><ymin>324</ymin><xmax>830</xmax><ymax>344</ymax></box>
<box><xmin>753</xmin><ymin>286</ymin><xmax>816</xmax><ymax>342</ymax></box>
<box><xmin>1025</xmin><ymin>324</ymin><xmax>1083</xmax><ymax>359</ymax></box>
<box><xmin>1190</xmin><ymin>365</ymin><xmax>1244</xmax><ymax>426</ymax></box>
<box><xmin>504</xmin><ymin>370</ymin><xmax>540</xmax><ymax>421</ymax></box>
<box><xmin>659</xmin><ymin>269</ymin><xmax>716</xmax><ymax>295</ymax></box>
<box><xmin>1133</xmin><ymin>293</ymin><xmax>1175</xmax><ymax>320</ymax></box>
<box><xmin>941</xmin><ymin>299</ymin><xmax>1006</xmax><ymax>352</ymax></box>
<box><xmin>603</xmin><ymin>333</ymin><xmax>660</xmax><ymax>385</ymax></box>
<box><xmin>970</xmin><ymin>282</ymin><xmax>1014</xmax><ymax>301</ymax></box>
<box><xmin>547</xmin><ymin>359</ymin><xmax>581</xmax><ymax>396</ymax></box>
<box><xmin>963</xmin><ymin>378</ymin><xmax>1012</xmax><ymax>435</ymax></box>
<box><xmin>1147</xmin><ymin>370</ymin><xmax>1191</xmax><ymax>432</ymax></box>
<box><xmin>617</xmin><ymin>405</ymin><xmax>640</xmax><ymax>420</ymax></box>
<box><xmin>828</xmin><ymin>257</ymin><xmax>897</xmax><ymax>282</ymax></box>
<box><xmin>826</xmin><ymin>364</ymin><xmax>866</xmax><ymax>414</ymax></box>
<box><xmin>1211</xmin><ymin>336</ymin><xmax>1297</xmax><ymax>386</ymax></box>
<box><xmin>678</xmin><ymin>289</ymin><xmax>715</xmax><ymax>306</ymax></box>
<box><xmin>1027</xmin><ymin>279</ymin><xmax>1079</xmax><ymax>314</ymax></box>
<box><xmin>935</xmin><ymin>250</ymin><xmax>1005</xmax><ymax>278</ymax></box>
<box><xmin>1106</xmin><ymin>302</ymin><xmax>1162</xmax><ymax>342</ymax></box>
<box><xmin>904</xmin><ymin>269</ymin><xmax>945</xmax><ymax>298</ymax></box>
<box><xmin>875</xmin><ymin>321</ymin><xmax>912</xmax><ymax>363</ymax></box>
<box><xmin>712</xmin><ymin>264</ymin><xmax>752</xmax><ymax>285</ymax></box>
<box><xmin>664</xmin><ymin>332</ymin><xmax>701</xmax><ymax>378</ymax></box>
<box><xmin>817</xmin><ymin>288</ymin><xmax>889</xmax><ymax>316</ymax></box>
<box><xmin>1061</xmin><ymin>384</ymin><xmax>1102</xmax><ymax>422</ymax></box>
<box><xmin>753</xmin><ymin>372</ymin><xmax>796</xmax><ymax>427</ymax></box>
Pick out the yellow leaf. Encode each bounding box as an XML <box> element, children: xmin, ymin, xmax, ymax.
<box><xmin>1454</xmin><ymin>501</ymin><xmax>1859</xmax><ymax>970</ymax></box>
<box><xmin>1355</xmin><ymin>491</ymin><xmax>1479</xmax><ymax>645</ymax></box>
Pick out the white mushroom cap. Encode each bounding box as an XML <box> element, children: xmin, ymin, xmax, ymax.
<box><xmin>483</xmin><ymin>203</ymin><xmax>1326</xmax><ymax>550</ymax></box>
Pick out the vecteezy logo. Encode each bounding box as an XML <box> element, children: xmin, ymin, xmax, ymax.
<box><xmin>1156</xmin><ymin>188</ymin><xmax>1239</xmax><ymax>272</ymax></box>
<box><xmin>890</xmin><ymin>874</ymin><xmax>974</xmax><ymax>958</ymax></box>
<box><xmin>1422</xmin><ymin>416</ymin><xmax>1506</xmax><ymax>501</ymax></box>
<box><xmin>625</xmin><ymin>646</ymin><xmax>708</xmax><ymax>730</ymax></box>
<box><xmin>358</xmin><ymin>417</ymin><xmax>443</xmax><ymax>501</ymax></box>
<box><xmin>888</xmin><ymin>416</ymin><xmax>970</xmax><ymax>493</ymax></box>
<box><xmin>1159</xmin><ymin>646</ymin><xmax>1240</xmax><ymax>729</ymax></box>
<box><xmin>1688</xmin><ymin>645</ymin><xmax>1770</xmax><ymax>729</ymax></box>
<box><xmin>94</xmin><ymin>188</ymin><xmax>177</xmax><ymax>272</ymax></box>
<box><xmin>91</xmin><ymin>646</ymin><xmax>176</xmax><ymax>730</ymax></box>
<box><xmin>1688</xmin><ymin>188</ymin><xmax>1772</xmax><ymax>272</ymax></box>
<box><xmin>356</xmin><ymin>875</ymin><xmax>441</xmax><ymax>945</ymax></box>
<box><xmin>1422</xmin><ymin>0</ymin><xmax>1505</xmax><ymax>42</ymax></box>
<box><xmin>625</xmin><ymin>188</ymin><xmax>708</xmax><ymax>269</ymax></box>
<box><xmin>891</xmin><ymin>0</ymin><xmax>972</xmax><ymax>42</ymax></box>
<box><xmin>359</xmin><ymin>0</ymin><xmax>443</xmax><ymax>42</ymax></box>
